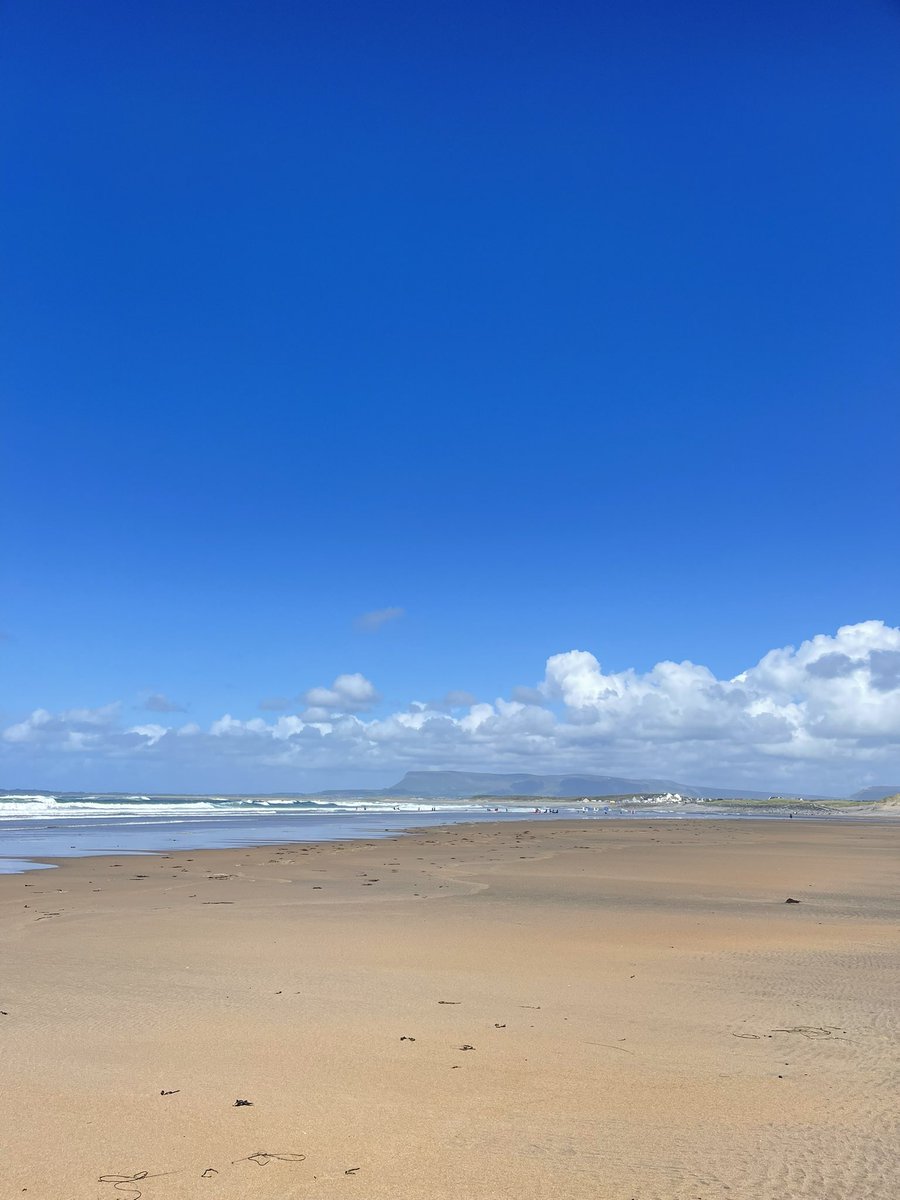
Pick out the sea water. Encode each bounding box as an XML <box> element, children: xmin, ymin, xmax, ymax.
<box><xmin>0</xmin><ymin>792</ymin><xmax>598</xmax><ymax>873</ymax></box>
<box><xmin>0</xmin><ymin>790</ymin><xmax>812</xmax><ymax>874</ymax></box>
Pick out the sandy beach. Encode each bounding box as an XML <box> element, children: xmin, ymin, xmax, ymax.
<box><xmin>0</xmin><ymin>818</ymin><xmax>897</xmax><ymax>1199</ymax></box>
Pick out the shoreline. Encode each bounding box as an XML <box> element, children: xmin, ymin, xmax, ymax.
<box><xmin>2</xmin><ymin>817</ymin><xmax>897</xmax><ymax>1198</ymax></box>
<box><xmin>2</xmin><ymin>802</ymin><xmax>896</xmax><ymax>876</ymax></box>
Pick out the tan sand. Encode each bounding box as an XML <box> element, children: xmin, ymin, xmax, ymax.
<box><xmin>0</xmin><ymin>818</ymin><xmax>897</xmax><ymax>1199</ymax></box>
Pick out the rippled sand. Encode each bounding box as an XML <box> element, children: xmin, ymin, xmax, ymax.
<box><xmin>0</xmin><ymin>818</ymin><xmax>897</xmax><ymax>1198</ymax></box>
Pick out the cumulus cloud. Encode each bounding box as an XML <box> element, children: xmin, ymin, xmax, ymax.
<box><xmin>3</xmin><ymin>622</ymin><xmax>900</xmax><ymax>793</ymax></box>
<box><xmin>2</xmin><ymin>703</ymin><xmax>125</xmax><ymax>752</ymax></box>
<box><xmin>868</xmin><ymin>650</ymin><xmax>900</xmax><ymax>692</ymax></box>
<box><xmin>302</xmin><ymin>672</ymin><xmax>379</xmax><ymax>712</ymax></box>
<box><xmin>141</xmin><ymin>692</ymin><xmax>186</xmax><ymax>713</ymax></box>
<box><xmin>354</xmin><ymin>606</ymin><xmax>405</xmax><ymax>632</ymax></box>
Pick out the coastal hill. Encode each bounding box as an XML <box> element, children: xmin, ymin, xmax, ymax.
<box><xmin>322</xmin><ymin>770</ymin><xmax>812</xmax><ymax>801</ymax></box>
<box><xmin>850</xmin><ymin>785</ymin><xmax>900</xmax><ymax>801</ymax></box>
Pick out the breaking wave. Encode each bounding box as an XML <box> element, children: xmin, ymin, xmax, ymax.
<box><xmin>0</xmin><ymin>792</ymin><xmax>493</xmax><ymax>822</ymax></box>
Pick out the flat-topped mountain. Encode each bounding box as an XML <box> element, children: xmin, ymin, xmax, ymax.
<box><xmin>375</xmin><ymin>770</ymin><xmax>785</xmax><ymax>801</ymax></box>
<box><xmin>851</xmin><ymin>785</ymin><xmax>900</xmax><ymax>802</ymax></box>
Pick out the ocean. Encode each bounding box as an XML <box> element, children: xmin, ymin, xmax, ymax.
<box><xmin>0</xmin><ymin>790</ymin><xmax>824</xmax><ymax>874</ymax></box>
<box><xmin>0</xmin><ymin>791</ymin><xmax>593</xmax><ymax>873</ymax></box>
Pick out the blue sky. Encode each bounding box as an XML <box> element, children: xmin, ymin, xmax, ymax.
<box><xmin>2</xmin><ymin>0</ymin><xmax>899</xmax><ymax>794</ymax></box>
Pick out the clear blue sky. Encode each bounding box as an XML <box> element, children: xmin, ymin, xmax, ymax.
<box><xmin>2</xmin><ymin>1</ymin><xmax>899</xmax><ymax>793</ymax></box>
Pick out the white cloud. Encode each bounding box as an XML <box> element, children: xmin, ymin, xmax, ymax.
<box><xmin>127</xmin><ymin>723</ymin><xmax>168</xmax><ymax>746</ymax></box>
<box><xmin>3</xmin><ymin>622</ymin><xmax>900</xmax><ymax>793</ymax></box>
<box><xmin>354</xmin><ymin>606</ymin><xmax>405</xmax><ymax>632</ymax></box>
<box><xmin>2</xmin><ymin>708</ymin><xmax>52</xmax><ymax>744</ymax></box>
<box><xmin>3</xmin><ymin>703</ymin><xmax>121</xmax><ymax>747</ymax></box>
<box><xmin>302</xmin><ymin>672</ymin><xmax>379</xmax><ymax>712</ymax></box>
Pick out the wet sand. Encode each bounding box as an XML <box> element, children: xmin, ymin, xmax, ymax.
<box><xmin>0</xmin><ymin>818</ymin><xmax>897</xmax><ymax>1199</ymax></box>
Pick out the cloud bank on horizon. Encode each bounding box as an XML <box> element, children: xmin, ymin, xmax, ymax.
<box><xmin>3</xmin><ymin>621</ymin><xmax>900</xmax><ymax>794</ymax></box>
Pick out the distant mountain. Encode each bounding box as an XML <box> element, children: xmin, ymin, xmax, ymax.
<box><xmin>850</xmin><ymin>785</ymin><xmax>900</xmax><ymax>802</ymax></box>
<box><xmin>385</xmin><ymin>770</ymin><xmax>675</xmax><ymax>798</ymax></box>
<box><xmin>371</xmin><ymin>770</ymin><xmax>787</xmax><ymax>801</ymax></box>
<box><xmin>3</xmin><ymin>772</ymin><xmax>842</xmax><ymax>803</ymax></box>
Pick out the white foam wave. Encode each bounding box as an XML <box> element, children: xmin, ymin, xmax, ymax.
<box><xmin>0</xmin><ymin>793</ymin><xmax>500</xmax><ymax>822</ymax></box>
<box><xmin>0</xmin><ymin>796</ymin><xmax>218</xmax><ymax>820</ymax></box>
<box><xmin>0</xmin><ymin>793</ymin><xmax>57</xmax><ymax>802</ymax></box>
